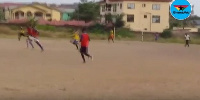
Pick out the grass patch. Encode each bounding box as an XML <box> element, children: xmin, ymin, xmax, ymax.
<box><xmin>190</xmin><ymin>36</ymin><xmax>200</xmax><ymax>44</ymax></box>
<box><xmin>116</xmin><ymin>28</ymin><xmax>134</xmax><ymax>38</ymax></box>
<box><xmin>158</xmin><ymin>37</ymin><xmax>184</xmax><ymax>44</ymax></box>
<box><xmin>36</xmin><ymin>25</ymin><xmax>56</xmax><ymax>32</ymax></box>
<box><xmin>9</xmin><ymin>25</ymin><xmax>20</xmax><ymax>30</ymax></box>
<box><xmin>89</xmin><ymin>33</ymin><xmax>107</xmax><ymax>40</ymax></box>
<box><xmin>0</xmin><ymin>24</ymin><xmax>200</xmax><ymax>45</ymax></box>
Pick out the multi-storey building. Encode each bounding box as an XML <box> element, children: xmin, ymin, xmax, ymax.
<box><xmin>100</xmin><ymin>0</ymin><xmax>172</xmax><ymax>32</ymax></box>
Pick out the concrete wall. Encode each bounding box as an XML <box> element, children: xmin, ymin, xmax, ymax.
<box><xmin>173</xmin><ymin>27</ymin><xmax>199</xmax><ymax>32</ymax></box>
<box><xmin>51</xmin><ymin>9</ymin><xmax>61</xmax><ymax>21</ymax></box>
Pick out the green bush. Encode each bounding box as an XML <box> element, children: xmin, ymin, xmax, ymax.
<box><xmin>36</xmin><ymin>25</ymin><xmax>56</xmax><ymax>32</ymax></box>
<box><xmin>88</xmin><ymin>23</ymin><xmax>107</xmax><ymax>34</ymax></box>
<box><xmin>9</xmin><ymin>25</ymin><xmax>20</xmax><ymax>30</ymax></box>
<box><xmin>116</xmin><ymin>28</ymin><xmax>134</xmax><ymax>38</ymax></box>
<box><xmin>160</xmin><ymin>29</ymin><xmax>172</xmax><ymax>38</ymax></box>
<box><xmin>114</xmin><ymin>14</ymin><xmax>125</xmax><ymax>28</ymax></box>
<box><xmin>26</xmin><ymin>17</ymin><xmax>38</xmax><ymax>27</ymax></box>
<box><xmin>0</xmin><ymin>11</ymin><xmax>5</xmax><ymax>21</ymax></box>
<box><xmin>105</xmin><ymin>13</ymin><xmax>112</xmax><ymax>23</ymax></box>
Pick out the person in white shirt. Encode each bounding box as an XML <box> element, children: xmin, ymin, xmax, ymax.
<box><xmin>185</xmin><ymin>33</ymin><xmax>190</xmax><ymax>47</ymax></box>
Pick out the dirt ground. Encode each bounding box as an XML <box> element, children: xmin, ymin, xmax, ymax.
<box><xmin>0</xmin><ymin>38</ymin><xmax>200</xmax><ymax>100</ymax></box>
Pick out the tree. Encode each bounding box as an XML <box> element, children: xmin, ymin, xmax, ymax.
<box><xmin>26</xmin><ymin>17</ymin><xmax>38</xmax><ymax>27</ymax></box>
<box><xmin>189</xmin><ymin>15</ymin><xmax>200</xmax><ymax>20</ymax></box>
<box><xmin>104</xmin><ymin>14</ymin><xmax>125</xmax><ymax>28</ymax></box>
<box><xmin>104</xmin><ymin>13</ymin><xmax>112</xmax><ymax>23</ymax></box>
<box><xmin>114</xmin><ymin>14</ymin><xmax>125</xmax><ymax>28</ymax></box>
<box><xmin>160</xmin><ymin>29</ymin><xmax>172</xmax><ymax>38</ymax></box>
<box><xmin>169</xmin><ymin>15</ymin><xmax>182</xmax><ymax>29</ymax></box>
<box><xmin>72</xmin><ymin>1</ymin><xmax>100</xmax><ymax>22</ymax></box>
<box><xmin>0</xmin><ymin>10</ymin><xmax>5</xmax><ymax>21</ymax></box>
<box><xmin>169</xmin><ymin>14</ymin><xmax>200</xmax><ymax>29</ymax></box>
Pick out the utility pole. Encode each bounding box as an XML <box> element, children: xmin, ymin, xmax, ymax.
<box><xmin>142</xmin><ymin>31</ymin><xmax>144</xmax><ymax>42</ymax></box>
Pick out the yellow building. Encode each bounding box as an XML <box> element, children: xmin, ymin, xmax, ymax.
<box><xmin>100</xmin><ymin>0</ymin><xmax>172</xmax><ymax>32</ymax></box>
<box><xmin>5</xmin><ymin>3</ymin><xmax>61</xmax><ymax>21</ymax></box>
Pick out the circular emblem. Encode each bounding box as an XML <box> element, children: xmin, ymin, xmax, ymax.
<box><xmin>170</xmin><ymin>0</ymin><xmax>192</xmax><ymax>20</ymax></box>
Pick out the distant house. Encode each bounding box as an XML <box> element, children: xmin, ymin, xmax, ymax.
<box><xmin>1</xmin><ymin>3</ymin><xmax>61</xmax><ymax>21</ymax></box>
<box><xmin>0</xmin><ymin>3</ymin><xmax>25</xmax><ymax>21</ymax></box>
<box><xmin>55</xmin><ymin>4</ymin><xmax>78</xmax><ymax>21</ymax></box>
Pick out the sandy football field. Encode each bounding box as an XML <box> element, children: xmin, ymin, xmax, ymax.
<box><xmin>0</xmin><ymin>38</ymin><xmax>200</xmax><ymax>100</ymax></box>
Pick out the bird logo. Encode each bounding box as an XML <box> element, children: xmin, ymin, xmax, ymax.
<box><xmin>174</xmin><ymin>5</ymin><xmax>188</xmax><ymax>11</ymax></box>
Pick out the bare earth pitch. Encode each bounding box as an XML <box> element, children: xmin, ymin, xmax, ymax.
<box><xmin>0</xmin><ymin>38</ymin><xmax>200</xmax><ymax>100</ymax></box>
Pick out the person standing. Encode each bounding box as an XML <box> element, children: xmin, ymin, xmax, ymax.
<box><xmin>185</xmin><ymin>33</ymin><xmax>190</xmax><ymax>47</ymax></box>
<box><xmin>80</xmin><ymin>28</ymin><xmax>93</xmax><ymax>63</ymax></box>
<box><xmin>155</xmin><ymin>33</ymin><xmax>159</xmax><ymax>42</ymax></box>
<box><xmin>108</xmin><ymin>29</ymin><xmax>114</xmax><ymax>43</ymax></box>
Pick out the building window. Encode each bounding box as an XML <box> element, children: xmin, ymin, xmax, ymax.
<box><xmin>142</xmin><ymin>4</ymin><xmax>146</xmax><ymax>7</ymax></box>
<box><xmin>113</xmin><ymin>4</ymin><xmax>117</xmax><ymax>12</ymax></box>
<box><xmin>120</xmin><ymin>3</ymin><xmax>122</xmax><ymax>9</ymax></box>
<box><xmin>127</xmin><ymin>15</ymin><xmax>134</xmax><ymax>22</ymax></box>
<box><xmin>35</xmin><ymin>12</ymin><xmax>43</xmax><ymax>18</ymax></box>
<box><xmin>102</xmin><ymin>5</ymin><xmax>105</xmax><ymax>12</ymax></box>
<box><xmin>144</xmin><ymin>15</ymin><xmax>147</xmax><ymax>18</ymax></box>
<box><xmin>46</xmin><ymin>14</ymin><xmax>51</xmax><ymax>17</ymax></box>
<box><xmin>152</xmin><ymin>15</ymin><xmax>160</xmax><ymax>23</ymax></box>
<box><xmin>127</xmin><ymin>3</ymin><xmax>135</xmax><ymax>9</ymax></box>
<box><xmin>48</xmin><ymin>18</ymin><xmax>52</xmax><ymax>21</ymax></box>
<box><xmin>27</xmin><ymin>11</ymin><xmax>32</xmax><ymax>17</ymax></box>
<box><xmin>152</xmin><ymin>4</ymin><xmax>160</xmax><ymax>10</ymax></box>
<box><xmin>106</xmin><ymin>4</ymin><xmax>111</xmax><ymax>11</ymax></box>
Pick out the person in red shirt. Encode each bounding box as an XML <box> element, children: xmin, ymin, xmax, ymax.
<box><xmin>80</xmin><ymin>28</ymin><xmax>93</xmax><ymax>63</ymax></box>
<box><xmin>27</xmin><ymin>26</ymin><xmax>44</xmax><ymax>52</ymax></box>
<box><xmin>25</xmin><ymin>26</ymin><xmax>34</xmax><ymax>49</ymax></box>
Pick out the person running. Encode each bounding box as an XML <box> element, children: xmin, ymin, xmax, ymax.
<box><xmin>18</xmin><ymin>26</ymin><xmax>27</xmax><ymax>41</ymax></box>
<box><xmin>27</xmin><ymin>26</ymin><xmax>44</xmax><ymax>51</ymax></box>
<box><xmin>71</xmin><ymin>29</ymin><xmax>80</xmax><ymax>50</ymax></box>
<box><xmin>108</xmin><ymin>29</ymin><xmax>114</xmax><ymax>43</ymax></box>
<box><xmin>18</xmin><ymin>26</ymin><xmax>34</xmax><ymax>49</ymax></box>
<box><xmin>185</xmin><ymin>33</ymin><xmax>190</xmax><ymax>47</ymax></box>
<box><xmin>80</xmin><ymin>28</ymin><xmax>93</xmax><ymax>63</ymax></box>
<box><xmin>26</xmin><ymin>26</ymin><xmax>34</xmax><ymax>49</ymax></box>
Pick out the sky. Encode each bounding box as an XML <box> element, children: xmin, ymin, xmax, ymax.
<box><xmin>0</xmin><ymin>0</ymin><xmax>199</xmax><ymax>16</ymax></box>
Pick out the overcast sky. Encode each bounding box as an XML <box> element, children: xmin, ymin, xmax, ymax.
<box><xmin>0</xmin><ymin>0</ymin><xmax>199</xmax><ymax>16</ymax></box>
